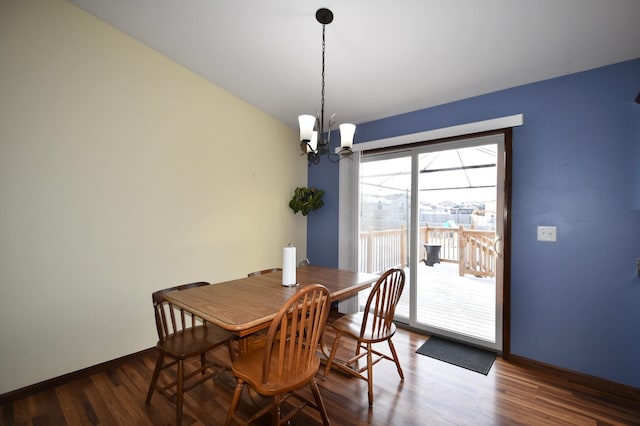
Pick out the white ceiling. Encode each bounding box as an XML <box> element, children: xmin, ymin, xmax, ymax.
<box><xmin>68</xmin><ymin>0</ymin><xmax>640</xmax><ymax>130</ymax></box>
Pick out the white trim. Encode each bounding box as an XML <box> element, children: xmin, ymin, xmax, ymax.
<box><xmin>351</xmin><ymin>114</ymin><xmax>523</xmax><ymax>152</ymax></box>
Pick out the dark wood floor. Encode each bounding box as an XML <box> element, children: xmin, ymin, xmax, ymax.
<box><xmin>3</xmin><ymin>314</ymin><xmax>640</xmax><ymax>425</ymax></box>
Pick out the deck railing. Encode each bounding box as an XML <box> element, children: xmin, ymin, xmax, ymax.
<box><xmin>359</xmin><ymin>225</ymin><xmax>496</xmax><ymax>278</ymax></box>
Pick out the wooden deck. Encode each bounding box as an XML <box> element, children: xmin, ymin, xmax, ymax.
<box><xmin>361</xmin><ymin>262</ymin><xmax>496</xmax><ymax>343</ymax></box>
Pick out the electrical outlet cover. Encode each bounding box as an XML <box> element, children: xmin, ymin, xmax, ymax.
<box><xmin>537</xmin><ymin>226</ymin><xmax>557</xmax><ymax>242</ymax></box>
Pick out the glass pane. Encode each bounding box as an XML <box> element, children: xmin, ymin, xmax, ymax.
<box><xmin>416</xmin><ymin>143</ymin><xmax>497</xmax><ymax>342</ymax></box>
<box><xmin>358</xmin><ymin>154</ymin><xmax>411</xmax><ymax>319</ymax></box>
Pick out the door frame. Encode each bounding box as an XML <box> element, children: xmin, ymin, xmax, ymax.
<box><xmin>339</xmin><ymin>116</ymin><xmax>520</xmax><ymax>355</ymax></box>
<box><xmin>359</xmin><ymin>131</ymin><xmax>510</xmax><ymax>353</ymax></box>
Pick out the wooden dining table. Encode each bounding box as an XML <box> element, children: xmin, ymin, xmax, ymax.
<box><xmin>164</xmin><ymin>265</ymin><xmax>378</xmax><ymax>356</ymax></box>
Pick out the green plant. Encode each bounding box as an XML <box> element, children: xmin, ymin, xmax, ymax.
<box><xmin>289</xmin><ymin>186</ymin><xmax>325</xmax><ymax>216</ymax></box>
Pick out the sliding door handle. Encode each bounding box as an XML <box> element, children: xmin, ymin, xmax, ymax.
<box><xmin>493</xmin><ymin>237</ymin><xmax>503</xmax><ymax>256</ymax></box>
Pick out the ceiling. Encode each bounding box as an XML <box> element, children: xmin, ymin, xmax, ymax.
<box><xmin>68</xmin><ymin>0</ymin><xmax>640</xmax><ymax>131</ymax></box>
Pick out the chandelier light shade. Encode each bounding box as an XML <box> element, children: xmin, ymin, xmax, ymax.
<box><xmin>298</xmin><ymin>8</ymin><xmax>356</xmax><ymax>164</ymax></box>
<box><xmin>339</xmin><ymin>123</ymin><xmax>356</xmax><ymax>149</ymax></box>
<box><xmin>298</xmin><ymin>114</ymin><xmax>316</xmax><ymax>145</ymax></box>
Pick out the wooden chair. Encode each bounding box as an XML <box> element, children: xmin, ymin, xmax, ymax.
<box><xmin>145</xmin><ymin>282</ymin><xmax>235</xmax><ymax>425</ymax></box>
<box><xmin>323</xmin><ymin>268</ymin><xmax>405</xmax><ymax>407</ymax></box>
<box><xmin>243</xmin><ymin>268</ymin><xmax>283</xmax><ymax>355</ymax></box>
<box><xmin>225</xmin><ymin>284</ymin><xmax>332</xmax><ymax>426</ymax></box>
<box><xmin>247</xmin><ymin>268</ymin><xmax>282</xmax><ymax>277</ymax></box>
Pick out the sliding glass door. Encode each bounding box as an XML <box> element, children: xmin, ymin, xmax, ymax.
<box><xmin>358</xmin><ymin>134</ymin><xmax>505</xmax><ymax>351</ymax></box>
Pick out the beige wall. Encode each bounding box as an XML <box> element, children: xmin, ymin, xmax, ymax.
<box><xmin>0</xmin><ymin>0</ymin><xmax>307</xmax><ymax>394</ymax></box>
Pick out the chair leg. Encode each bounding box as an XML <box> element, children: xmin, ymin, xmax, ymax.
<box><xmin>323</xmin><ymin>332</ymin><xmax>342</xmax><ymax>379</ymax></box>
<box><xmin>176</xmin><ymin>359</ymin><xmax>184</xmax><ymax>426</ymax></box>
<box><xmin>309</xmin><ymin>379</ymin><xmax>331</xmax><ymax>426</ymax></box>
<box><xmin>387</xmin><ymin>338</ymin><xmax>404</xmax><ymax>380</ymax></box>
<box><xmin>271</xmin><ymin>394</ymin><xmax>281</xmax><ymax>425</ymax></box>
<box><xmin>145</xmin><ymin>350</ymin><xmax>164</xmax><ymax>404</ymax></box>
<box><xmin>366</xmin><ymin>343</ymin><xmax>374</xmax><ymax>408</ymax></box>
<box><xmin>224</xmin><ymin>379</ymin><xmax>244</xmax><ymax>426</ymax></box>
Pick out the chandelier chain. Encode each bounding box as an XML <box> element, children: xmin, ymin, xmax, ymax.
<box><xmin>320</xmin><ymin>23</ymin><xmax>326</xmax><ymax>142</ymax></box>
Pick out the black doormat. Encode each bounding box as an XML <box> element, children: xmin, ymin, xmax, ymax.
<box><xmin>416</xmin><ymin>336</ymin><xmax>496</xmax><ymax>375</ymax></box>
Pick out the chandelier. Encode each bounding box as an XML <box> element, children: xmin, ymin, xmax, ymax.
<box><xmin>298</xmin><ymin>8</ymin><xmax>356</xmax><ymax>164</ymax></box>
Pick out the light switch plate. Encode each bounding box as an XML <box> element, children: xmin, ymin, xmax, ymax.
<box><xmin>537</xmin><ymin>226</ymin><xmax>557</xmax><ymax>242</ymax></box>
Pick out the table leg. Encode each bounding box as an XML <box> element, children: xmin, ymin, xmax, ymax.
<box><xmin>238</xmin><ymin>336</ymin><xmax>249</xmax><ymax>357</ymax></box>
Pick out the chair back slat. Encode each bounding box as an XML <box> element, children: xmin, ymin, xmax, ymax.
<box><xmin>361</xmin><ymin>269</ymin><xmax>405</xmax><ymax>339</ymax></box>
<box><xmin>247</xmin><ymin>268</ymin><xmax>282</xmax><ymax>277</ymax></box>
<box><xmin>151</xmin><ymin>282</ymin><xmax>210</xmax><ymax>343</ymax></box>
<box><xmin>262</xmin><ymin>284</ymin><xmax>330</xmax><ymax>385</ymax></box>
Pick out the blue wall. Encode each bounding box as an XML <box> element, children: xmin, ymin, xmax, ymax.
<box><xmin>307</xmin><ymin>58</ymin><xmax>640</xmax><ymax>388</ymax></box>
